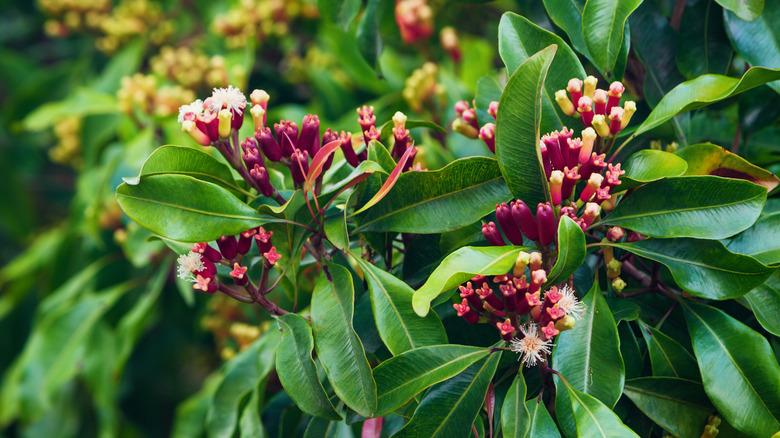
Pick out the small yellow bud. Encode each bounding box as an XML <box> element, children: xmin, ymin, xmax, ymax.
<box><xmin>218</xmin><ymin>109</ymin><xmax>232</xmax><ymax>138</ymax></box>
<box><xmin>592</xmin><ymin>114</ymin><xmax>611</xmax><ymax>137</ymax></box>
<box><xmin>621</xmin><ymin>101</ymin><xmax>636</xmax><ymax>129</ymax></box>
<box><xmin>555</xmin><ymin>315</ymin><xmax>576</xmax><ymax>332</ymax></box>
<box><xmin>583</xmin><ymin>75</ymin><xmax>598</xmax><ymax>98</ymax></box>
<box><xmin>611</xmin><ymin>277</ymin><xmax>626</xmax><ymax>293</ymax></box>
<box><xmin>513</xmin><ymin>251</ymin><xmax>531</xmax><ymax>277</ymax></box>
<box><xmin>555</xmin><ymin>90</ymin><xmax>576</xmax><ymax>116</ymax></box>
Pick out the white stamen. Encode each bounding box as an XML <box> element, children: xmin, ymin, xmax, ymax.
<box><xmin>557</xmin><ymin>285</ymin><xmax>585</xmax><ymax>320</ymax></box>
<box><xmin>178</xmin><ymin>99</ymin><xmax>204</xmax><ymax>123</ymax></box>
<box><xmin>177</xmin><ymin>251</ymin><xmax>204</xmax><ymax>281</ymax></box>
<box><xmin>510</xmin><ymin>323</ymin><xmax>552</xmax><ymax>367</ymax></box>
<box><xmin>209</xmin><ymin>86</ymin><xmax>247</xmax><ymax>114</ymax></box>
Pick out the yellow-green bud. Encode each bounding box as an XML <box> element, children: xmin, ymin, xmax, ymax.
<box><xmin>611</xmin><ymin>277</ymin><xmax>626</xmax><ymax>293</ymax></box>
<box><xmin>555</xmin><ymin>315</ymin><xmax>576</xmax><ymax>332</ymax></box>
<box><xmin>218</xmin><ymin>109</ymin><xmax>232</xmax><ymax>138</ymax></box>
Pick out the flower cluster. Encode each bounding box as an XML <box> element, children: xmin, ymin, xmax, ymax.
<box><xmin>50</xmin><ymin>116</ymin><xmax>82</xmax><ymax>167</ymax></box>
<box><xmin>118</xmin><ymin>73</ymin><xmax>196</xmax><ymax>118</ymax></box>
<box><xmin>452</xmin><ymin>251</ymin><xmax>584</xmax><ymax>367</ymax></box>
<box><xmin>451</xmin><ymin>99</ymin><xmax>498</xmax><ymax>153</ymax></box>
<box><xmin>176</xmin><ymin>226</ymin><xmax>280</xmax><ymax>294</ymax></box>
<box><xmin>403</xmin><ymin>62</ymin><xmax>446</xmax><ymax>114</ymax></box>
<box><xmin>212</xmin><ymin>0</ymin><xmax>316</xmax><ymax>48</ymax></box>
<box><xmin>150</xmin><ymin>46</ymin><xmax>230</xmax><ymax>90</ymax></box>
<box><xmin>555</xmin><ymin>76</ymin><xmax>636</xmax><ymax>137</ymax></box>
<box><xmin>395</xmin><ymin>0</ymin><xmax>433</xmax><ymax>44</ymax></box>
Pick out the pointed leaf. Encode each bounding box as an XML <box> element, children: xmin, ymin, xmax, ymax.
<box><xmin>413</xmin><ymin>246</ymin><xmax>524</xmax><ymax>316</ymax></box>
<box><xmin>604</xmin><ymin>238</ymin><xmax>773</xmax><ymax>299</ymax></box>
<box><xmin>311</xmin><ymin>264</ymin><xmax>377</xmax><ymax>417</ymax></box>
<box><xmin>560</xmin><ymin>379</ymin><xmax>639</xmax><ymax>438</ymax></box>
<box><xmin>724</xmin><ymin>213</ymin><xmax>780</xmax><ymax>265</ymax></box>
<box><xmin>717</xmin><ymin>0</ymin><xmax>764</xmax><ymax>21</ymax></box>
<box><xmin>501</xmin><ymin>373</ymin><xmax>530</xmax><ymax>438</ymax></box>
<box><xmin>638</xmin><ymin>321</ymin><xmax>699</xmax><ymax>380</ymax></box>
<box><xmin>546</xmin><ymin>216</ymin><xmax>586</xmax><ymax>286</ymax></box>
<box><xmin>623</xmin><ymin>377</ymin><xmax>712</xmax><ymax>438</ymax></box>
<box><xmin>496</xmin><ymin>45</ymin><xmax>557</xmax><ymax>205</ymax></box>
<box><xmin>683</xmin><ymin>301</ymin><xmax>780</xmax><ymax>437</ymax></box>
<box><xmin>582</xmin><ymin>0</ymin><xmax>643</xmax><ymax>76</ymax></box>
<box><xmin>373</xmin><ymin>345</ymin><xmax>491</xmax><ymax>415</ymax></box>
<box><xmin>543</xmin><ymin>0</ymin><xmax>590</xmax><ymax>58</ymax></box>
<box><xmin>525</xmin><ymin>398</ymin><xmax>561</xmax><ymax>438</ymax></box>
<box><xmin>602</xmin><ymin>176</ymin><xmax>767</xmax><ymax>239</ymax></box>
<box><xmin>355</xmin><ymin>259</ymin><xmax>446</xmax><ymax>355</ymax></box>
<box><xmin>677</xmin><ymin>143</ymin><xmax>779</xmax><ymax>192</ymax></box>
<box><xmin>553</xmin><ymin>283</ymin><xmax>625</xmax><ymax>407</ymax></box>
<box><xmin>135</xmin><ymin>145</ymin><xmax>245</xmax><ymax>194</ymax></box>
<box><xmin>617</xmin><ymin>149</ymin><xmax>688</xmax><ymax>191</ymax></box>
<box><xmin>745</xmin><ymin>270</ymin><xmax>780</xmax><ymax>336</ymax></box>
<box><xmin>393</xmin><ymin>352</ymin><xmax>501</xmax><ymax>438</ymax></box>
<box><xmin>275</xmin><ymin>313</ymin><xmax>341</xmax><ymax>420</ymax></box>
<box><xmin>724</xmin><ymin>2</ymin><xmax>779</xmax><ymax>92</ymax></box>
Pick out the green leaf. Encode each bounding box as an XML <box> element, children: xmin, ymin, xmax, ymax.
<box><xmin>632</xmin><ymin>67</ymin><xmax>780</xmax><ymax>137</ymax></box>
<box><xmin>206</xmin><ymin>331</ymin><xmax>280</xmax><ymax>438</ymax></box>
<box><xmin>116</xmin><ymin>174</ymin><xmax>279</xmax><ymax>243</ymax></box>
<box><xmin>356</xmin><ymin>0</ymin><xmax>381</xmax><ymax>68</ymax></box>
<box><xmin>275</xmin><ymin>313</ymin><xmax>341</xmax><ymax>420</ymax></box>
<box><xmin>355</xmin><ymin>157</ymin><xmax>511</xmax><ymax>233</ymax></box>
<box><xmin>602</xmin><ymin>176</ymin><xmax>767</xmax><ymax>239</ymax></box>
<box><xmin>23</xmin><ymin>88</ymin><xmax>118</xmax><ymax>131</ymax></box>
<box><xmin>373</xmin><ymin>344</ymin><xmax>491</xmax><ymax>415</ymax></box>
<box><xmin>724</xmin><ymin>2</ymin><xmax>779</xmax><ymax>92</ymax></box>
<box><xmin>496</xmin><ymin>45</ymin><xmax>556</xmax><ymax>205</ymax></box>
<box><xmin>744</xmin><ymin>270</ymin><xmax>780</xmax><ymax>336</ymax></box>
<box><xmin>677</xmin><ymin>143</ymin><xmax>780</xmax><ymax>192</ymax></box>
<box><xmin>638</xmin><ymin>321</ymin><xmax>699</xmax><ymax>380</ymax></box>
<box><xmin>623</xmin><ymin>377</ymin><xmax>712</xmax><ymax>438</ymax></box>
<box><xmin>311</xmin><ymin>264</ymin><xmax>377</xmax><ymax>417</ymax></box>
<box><xmin>498</xmin><ymin>12</ymin><xmax>585</xmax><ymax>122</ymax></box>
<box><xmin>683</xmin><ymin>301</ymin><xmax>780</xmax><ymax>437</ymax></box>
<box><xmin>318</xmin><ymin>0</ymin><xmax>360</xmax><ymax>28</ymax></box>
<box><xmin>239</xmin><ymin>389</ymin><xmax>267</xmax><ymax>438</ymax></box>
<box><xmin>412</xmin><ymin>246</ymin><xmax>523</xmax><ymax>316</ymax></box>
<box><xmin>546</xmin><ymin>216</ymin><xmax>586</xmax><ymax>286</ymax></box>
<box><xmin>560</xmin><ymin>379</ymin><xmax>639</xmax><ymax>438</ymax></box>
<box><xmin>582</xmin><ymin>0</ymin><xmax>643</xmax><ymax>76</ymax></box>
<box><xmin>393</xmin><ymin>352</ymin><xmax>501</xmax><ymax>437</ymax></box>
<box><xmin>553</xmin><ymin>283</ymin><xmax>625</xmax><ymax>407</ymax></box>
<box><xmin>676</xmin><ymin>0</ymin><xmax>732</xmax><ymax>79</ymax></box>
<box><xmin>525</xmin><ymin>398</ymin><xmax>561</xmax><ymax>437</ymax></box>
<box><xmin>724</xmin><ymin>213</ymin><xmax>780</xmax><ymax>265</ymax></box>
<box><xmin>604</xmin><ymin>238</ymin><xmax>773</xmax><ymax>299</ymax></box>
<box><xmin>172</xmin><ymin>374</ymin><xmax>222</xmax><ymax>438</ymax></box>
<box><xmin>717</xmin><ymin>0</ymin><xmax>764</xmax><ymax>21</ymax></box>
<box><xmin>355</xmin><ymin>259</ymin><xmax>446</xmax><ymax>355</ymax></box>
<box><xmin>501</xmin><ymin>373</ymin><xmax>530</xmax><ymax>438</ymax></box>
<box><xmin>617</xmin><ymin>149</ymin><xmax>688</xmax><ymax>190</ymax></box>
<box><xmin>543</xmin><ymin>0</ymin><xmax>590</xmax><ymax>57</ymax></box>
<box><xmin>131</xmin><ymin>145</ymin><xmax>246</xmax><ymax>193</ymax></box>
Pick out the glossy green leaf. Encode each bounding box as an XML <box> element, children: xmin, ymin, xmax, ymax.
<box><xmin>355</xmin><ymin>157</ymin><xmax>511</xmax><ymax>233</ymax></box>
<box><xmin>560</xmin><ymin>379</ymin><xmax>639</xmax><ymax>438</ymax></box>
<box><xmin>744</xmin><ymin>270</ymin><xmax>780</xmax><ymax>336</ymax></box>
<box><xmin>623</xmin><ymin>377</ymin><xmax>712</xmax><ymax>438</ymax></box>
<box><xmin>717</xmin><ymin>0</ymin><xmax>764</xmax><ymax>21</ymax></box>
<box><xmin>311</xmin><ymin>264</ymin><xmax>377</xmax><ymax>417</ymax></box>
<box><xmin>638</xmin><ymin>321</ymin><xmax>699</xmax><ymax>380</ymax></box>
<box><xmin>676</xmin><ymin>0</ymin><xmax>732</xmax><ymax>78</ymax></box>
<box><xmin>605</xmin><ymin>238</ymin><xmax>773</xmax><ymax>299</ymax></box>
<box><xmin>373</xmin><ymin>345</ymin><xmax>490</xmax><ymax>415</ymax></box>
<box><xmin>413</xmin><ymin>246</ymin><xmax>523</xmax><ymax>316</ymax></box>
<box><xmin>23</xmin><ymin>88</ymin><xmax>118</xmax><ymax>131</ymax></box>
<box><xmin>632</xmin><ymin>67</ymin><xmax>780</xmax><ymax>137</ymax></box>
<box><xmin>617</xmin><ymin>149</ymin><xmax>688</xmax><ymax>190</ymax></box>
<box><xmin>496</xmin><ymin>45</ymin><xmax>556</xmax><ymax>205</ymax></box>
<box><xmin>724</xmin><ymin>1</ymin><xmax>779</xmax><ymax>92</ymax></box>
<box><xmin>582</xmin><ymin>0</ymin><xmax>643</xmax><ymax>75</ymax></box>
<box><xmin>683</xmin><ymin>301</ymin><xmax>780</xmax><ymax>437</ymax></box>
<box><xmin>501</xmin><ymin>373</ymin><xmax>530</xmax><ymax>438</ymax></box>
<box><xmin>356</xmin><ymin>0</ymin><xmax>381</xmax><ymax>67</ymax></box>
<box><xmin>318</xmin><ymin>0</ymin><xmax>360</xmax><ymax>28</ymax></box>
<box><xmin>525</xmin><ymin>398</ymin><xmax>561</xmax><ymax>437</ymax></box>
<box><xmin>603</xmin><ymin>176</ymin><xmax>767</xmax><ymax>239</ymax></box>
<box><xmin>546</xmin><ymin>216</ymin><xmax>586</xmax><ymax>286</ymax></box>
<box><xmin>275</xmin><ymin>313</ymin><xmax>341</xmax><ymax>420</ymax></box>
<box><xmin>206</xmin><ymin>331</ymin><xmax>280</xmax><ymax>438</ymax></box>
<box><xmin>618</xmin><ymin>322</ymin><xmax>643</xmax><ymax>379</ymax></box>
<box><xmin>724</xmin><ymin>213</ymin><xmax>780</xmax><ymax>265</ymax></box>
<box><xmin>677</xmin><ymin>143</ymin><xmax>779</xmax><ymax>192</ymax></box>
<box><xmin>553</xmin><ymin>283</ymin><xmax>625</xmax><ymax>407</ymax></box>
<box><xmin>239</xmin><ymin>389</ymin><xmax>267</xmax><ymax>438</ymax></box>
<box><xmin>393</xmin><ymin>352</ymin><xmax>501</xmax><ymax>437</ymax></box>
<box><xmin>131</xmin><ymin>145</ymin><xmax>243</xmax><ymax>193</ymax></box>
<box><xmin>116</xmin><ymin>174</ymin><xmax>279</xmax><ymax>243</ymax></box>
<box><xmin>543</xmin><ymin>0</ymin><xmax>590</xmax><ymax>58</ymax></box>
<box><xmin>498</xmin><ymin>13</ymin><xmax>585</xmax><ymax>122</ymax></box>
<box><xmin>355</xmin><ymin>259</ymin><xmax>446</xmax><ymax>356</ymax></box>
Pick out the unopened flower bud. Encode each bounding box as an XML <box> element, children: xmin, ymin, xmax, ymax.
<box><xmin>238</xmin><ymin>229</ymin><xmax>257</xmax><ymax>254</ymax></box>
<box><xmin>250</xmin><ymin>89</ymin><xmax>270</xmax><ymax>107</ymax></box>
<box><xmin>249</xmin><ymin>164</ymin><xmax>275</xmax><ymax>196</ymax></box>
<box><xmin>583</xmin><ymin>75</ymin><xmax>598</xmax><ymax>98</ymax></box>
<box><xmin>193</xmin><ymin>242</ymin><xmax>222</xmax><ymax>262</ymax></box>
<box><xmin>536</xmin><ymin>202</ymin><xmax>555</xmax><ymax>246</ymax></box>
<box><xmin>255</xmin><ymin>127</ymin><xmax>282</xmax><ymax>161</ymax></box>
<box><xmin>250</xmin><ymin>105</ymin><xmax>265</xmax><ymax>131</ymax></box>
<box><xmin>482</xmin><ymin>221</ymin><xmax>505</xmax><ymax>246</ymax></box>
<box><xmin>230</xmin><ymin>263</ymin><xmax>248</xmax><ymax>285</ymax></box>
<box><xmin>440</xmin><ymin>27</ymin><xmax>461</xmax><ymax>63</ymax></box>
<box><xmin>593</xmin><ymin>89</ymin><xmax>608</xmax><ymax>115</ymax></box>
<box><xmin>264</xmin><ymin>246</ymin><xmax>282</xmax><ymax>265</ymax></box>
<box><xmin>452</xmin><ymin>118</ymin><xmax>478</xmax><ymax>138</ymax></box>
<box><xmin>621</xmin><ymin>101</ymin><xmax>636</xmax><ymax>129</ymax></box>
<box><xmin>218</xmin><ymin>109</ymin><xmax>232</xmax><ymax>138</ymax></box>
<box><xmin>581</xmin><ymin>202</ymin><xmax>601</xmax><ymax>228</ymax></box>
<box><xmin>565</xmin><ymin>138</ymin><xmax>582</xmax><ymax>168</ymax></box>
<box><xmin>549</xmin><ymin>170</ymin><xmax>564</xmax><ymax>205</ymax></box>
<box><xmin>479</xmin><ymin>123</ymin><xmax>496</xmax><ymax>153</ymax></box>
<box><xmin>340</xmin><ymin>132</ymin><xmax>361</xmax><ymax>167</ymax></box>
<box><xmin>217</xmin><ymin>235</ymin><xmax>238</xmax><ymax>259</ymax></box>
<box><xmin>298</xmin><ymin>114</ymin><xmax>321</xmax><ymax>155</ymax></box>
<box><xmin>607</xmin><ymin>81</ymin><xmax>624</xmax><ymax>114</ymax></box>
<box><xmin>562</xmin><ymin>166</ymin><xmax>581</xmax><ymax>200</ymax></box>
<box><xmin>555</xmin><ymin>315</ymin><xmax>576</xmax><ymax>332</ymax></box>
<box><xmin>454</xmin><ymin>100</ymin><xmax>469</xmax><ymax>116</ymax></box>
<box><xmin>488</xmin><ymin>101</ymin><xmax>499</xmax><ymax>119</ymax></box>
<box><xmin>567</xmin><ymin>78</ymin><xmax>583</xmax><ymax>108</ymax></box>
<box><xmin>579</xmin><ymin>127</ymin><xmax>596</xmax><ymax>164</ymax></box>
<box><xmin>555</xmin><ymin>90</ymin><xmax>576</xmax><ymax>116</ymax></box>
<box><xmin>514</xmin><ymin>251</ymin><xmax>531</xmax><ymax>277</ymax></box>
<box><xmin>607</xmin><ymin>259</ymin><xmax>622</xmax><ymax>279</ymax></box>
<box><xmin>496</xmin><ymin>318</ymin><xmax>515</xmax><ymax>339</ymax></box>
<box><xmin>592</xmin><ymin>114</ymin><xmax>611</xmax><ymax>137</ymax></box>
<box><xmin>577</xmin><ymin>96</ymin><xmax>594</xmax><ymax>126</ymax></box>
<box><xmin>289</xmin><ymin>149</ymin><xmax>309</xmax><ymax>185</ymax></box>
<box><xmin>607</xmin><ymin>226</ymin><xmax>625</xmax><ymax>241</ymax></box>
<box><xmin>530</xmin><ymin>269</ymin><xmax>547</xmax><ymax>292</ymax></box>
<box><xmin>609</xmin><ymin>107</ymin><xmax>624</xmax><ymax>134</ymax></box>
<box><xmin>511</xmin><ymin>200</ymin><xmax>539</xmax><ymax>241</ymax></box>
<box><xmin>454</xmin><ymin>298</ymin><xmax>479</xmax><ymax>324</ymax></box>
<box><xmin>543</xmin><ymin>132</ymin><xmax>565</xmax><ymax>171</ymax></box>
<box><xmin>496</xmin><ymin>202</ymin><xmax>523</xmax><ymax>245</ymax></box>
<box><xmin>580</xmin><ymin>173</ymin><xmax>604</xmax><ymax>202</ymax></box>
<box><xmin>275</xmin><ymin>120</ymin><xmax>298</xmax><ymax>157</ymax></box>
<box><xmin>182</xmin><ymin>120</ymin><xmax>211</xmax><ymax>146</ymax></box>
<box><xmin>611</xmin><ymin>277</ymin><xmax>626</xmax><ymax>293</ymax></box>
<box><xmin>529</xmin><ymin>252</ymin><xmax>543</xmax><ymax>271</ymax></box>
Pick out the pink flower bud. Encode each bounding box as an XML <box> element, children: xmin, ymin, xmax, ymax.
<box><xmin>459</xmin><ymin>282</ymin><xmax>482</xmax><ymax>309</ymax></box>
<box><xmin>607</xmin><ymin>81</ymin><xmax>624</xmax><ymax>114</ymax></box>
<box><xmin>510</xmin><ymin>200</ymin><xmax>538</xmax><ymax>241</ymax></box>
<box><xmin>561</xmin><ymin>166</ymin><xmax>581</xmax><ymax>200</ymax></box>
<box><xmin>536</xmin><ymin>202</ymin><xmax>555</xmax><ymax>246</ymax></box>
<box><xmin>238</xmin><ymin>228</ymin><xmax>257</xmax><ymax>254</ymax></box>
<box><xmin>454</xmin><ymin>100</ymin><xmax>469</xmax><ymax>116</ymax></box>
<box><xmin>242</xmin><ymin>138</ymin><xmax>263</xmax><ymax>169</ymax></box>
<box><xmin>577</xmin><ymin>96</ymin><xmax>594</xmax><ymax>126</ymax></box>
<box><xmin>275</xmin><ymin>120</ymin><xmax>298</xmax><ymax>157</ymax></box>
<box><xmin>566</xmin><ymin>138</ymin><xmax>582</xmax><ymax>168</ymax></box>
<box><xmin>609</xmin><ymin>107</ymin><xmax>624</xmax><ymax>134</ymax></box>
<box><xmin>607</xmin><ymin>226</ymin><xmax>625</xmax><ymax>242</ymax></box>
<box><xmin>580</xmin><ymin>173</ymin><xmax>604</xmax><ymax>202</ymax></box>
<box><xmin>581</xmin><ymin>202</ymin><xmax>601</xmax><ymax>228</ymax></box>
<box><xmin>193</xmin><ymin>274</ymin><xmax>217</xmax><ymax>293</ymax></box>
<box><xmin>539</xmin><ymin>141</ymin><xmax>553</xmax><ymax>178</ymax></box>
<box><xmin>557</xmin><ymin>127</ymin><xmax>574</xmax><ymax>164</ymax></box>
<box><xmin>593</xmin><ymin>89</ymin><xmax>608</xmax><ymax>115</ymax></box>
<box><xmin>488</xmin><ymin>101</ymin><xmax>499</xmax><ymax>119</ymax></box>
<box><xmin>567</xmin><ymin>78</ymin><xmax>583</xmax><ymax>109</ymax></box>
<box><xmin>193</xmin><ymin>242</ymin><xmax>222</xmax><ymax>262</ymax></box>
<box><xmin>339</xmin><ymin>131</ymin><xmax>361</xmax><ymax>167</ymax></box>
<box><xmin>263</xmin><ymin>246</ymin><xmax>281</xmax><ymax>265</ymax></box>
<box><xmin>541</xmin><ymin>321</ymin><xmax>560</xmax><ymax>339</ymax></box>
<box><xmin>230</xmin><ymin>263</ymin><xmax>248</xmax><ymax>285</ymax></box>
<box><xmin>496</xmin><ymin>202</ymin><xmax>523</xmax><ymax>245</ymax></box>
<box><xmin>482</xmin><ymin>221</ymin><xmax>505</xmax><ymax>246</ymax></box>
<box><xmin>579</xmin><ymin>128</ymin><xmax>596</xmax><ymax>164</ymax></box>
<box><xmin>580</xmin><ymin>152</ymin><xmax>607</xmax><ymax>180</ymax></box>
<box><xmin>496</xmin><ymin>318</ymin><xmax>516</xmax><ymax>339</ymax></box>
<box><xmin>217</xmin><ymin>235</ymin><xmax>238</xmax><ymax>260</ymax></box>
<box><xmin>545</xmin><ymin>286</ymin><xmax>562</xmax><ymax>304</ymax></box>
<box><xmin>479</xmin><ymin>123</ymin><xmax>496</xmax><ymax>153</ymax></box>
<box><xmin>549</xmin><ymin>171</ymin><xmax>564</xmax><ymax>205</ymax></box>
<box><xmin>530</xmin><ymin>269</ymin><xmax>547</xmax><ymax>293</ymax></box>
<box><xmin>605</xmin><ymin>163</ymin><xmax>624</xmax><ymax>187</ymax></box>
<box><xmin>357</xmin><ymin>105</ymin><xmax>376</xmax><ymax>132</ymax></box>
<box><xmin>543</xmin><ymin>132</ymin><xmax>565</xmax><ymax>171</ymax></box>
<box><xmin>289</xmin><ymin>148</ymin><xmax>309</xmax><ymax>185</ymax></box>
<box><xmin>477</xmin><ymin>283</ymin><xmax>504</xmax><ymax>310</ymax></box>
<box><xmin>462</xmin><ymin>108</ymin><xmax>479</xmax><ymax>129</ymax></box>
<box><xmin>255</xmin><ymin>227</ymin><xmax>273</xmax><ymax>253</ymax></box>
<box><xmin>453</xmin><ymin>298</ymin><xmax>479</xmax><ymax>324</ymax></box>
<box><xmin>255</xmin><ymin>127</ymin><xmax>282</xmax><ymax>161</ymax></box>
<box><xmin>249</xmin><ymin>164</ymin><xmax>274</xmax><ymax>197</ymax></box>
<box><xmin>298</xmin><ymin>114</ymin><xmax>321</xmax><ymax>155</ymax></box>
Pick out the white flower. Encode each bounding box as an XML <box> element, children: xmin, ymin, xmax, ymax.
<box><xmin>510</xmin><ymin>324</ymin><xmax>551</xmax><ymax>367</ymax></box>
<box><xmin>177</xmin><ymin>251</ymin><xmax>204</xmax><ymax>280</ymax></box>
<box><xmin>178</xmin><ymin>99</ymin><xmax>204</xmax><ymax>123</ymax></box>
<box><xmin>209</xmin><ymin>86</ymin><xmax>247</xmax><ymax>114</ymax></box>
<box><xmin>557</xmin><ymin>285</ymin><xmax>585</xmax><ymax>320</ymax></box>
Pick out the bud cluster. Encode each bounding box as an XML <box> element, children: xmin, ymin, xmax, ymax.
<box><xmin>176</xmin><ymin>226</ymin><xmax>280</xmax><ymax>294</ymax></box>
<box><xmin>482</xmin><ymin>200</ymin><xmax>560</xmax><ymax>247</ymax></box>
<box><xmin>118</xmin><ymin>73</ymin><xmax>195</xmax><ymax>118</ymax></box>
<box><xmin>403</xmin><ymin>62</ymin><xmax>445</xmax><ymax>114</ymax></box>
<box><xmin>555</xmin><ymin>76</ymin><xmax>635</xmax><ymax>137</ymax></box>
<box><xmin>439</xmin><ymin>27</ymin><xmax>461</xmax><ymax>63</ymax></box>
<box><xmin>452</xmin><ymin>99</ymin><xmax>498</xmax><ymax>153</ymax></box>
<box><xmin>150</xmin><ymin>46</ymin><xmax>230</xmax><ymax>90</ymax></box>
<box><xmin>395</xmin><ymin>0</ymin><xmax>433</xmax><ymax>44</ymax></box>
<box><xmin>50</xmin><ymin>116</ymin><xmax>82</xmax><ymax>167</ymax></box>
<box><xmin>452</xmin><ymin>251</ymin><xmax>584</xmax><ymax>367</ymax></box>
<box><xmin>212</xmin><ymin>0</ymin><xmax>316</xmax><ymax>49</ymax></box>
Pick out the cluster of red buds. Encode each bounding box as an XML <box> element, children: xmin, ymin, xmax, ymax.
<box><xmin>451</xmin><ymin>99</ymin><xmax>498</xmax><ymax>153</ymax></box>
<box><xmin>482</xmin><ymin>200</ymin><xmax>561</xmax><ymax>247</ymax></box>
<box><xmin>452</xmin><ymin>251</ymin><xmax>584</xmax><ymax>367</ymax></box>
<box><xmin>176</xmin><ymin>227</ymin><xmax>280</xmax><ymax>294</ymax></box>
<box><xmin>395</xmin><ymin>0</ymin><xmax>433</xmax><ymax>44</ymax></box>
<box><xmin>555</xmin><ymin>75</ymin><xmax>636</xmax><ymax>137</ymax></box>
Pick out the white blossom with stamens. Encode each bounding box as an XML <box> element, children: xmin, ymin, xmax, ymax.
<box><xmin>177</xmin><ymin>251</ymin><xmax>204</xmax><ymax>281</ymax></box>
<box><xmin>209</xmin><ymin>86</ymin><xmax>247</xmax><ymax>114</ymax></box>
<box><xmin>178</xmin><ymin>99</ymin><xmax>204</xmax><ymax>123</ymax></box>
<box><xmin>557</xmin><ymin>285</ymin><xmax>585</xmax><ymax>320</ymax></box>
<box><xmin>510</xmin><ymin>323</ymin><xmax>551</xmax><ymax>367</ymax></box>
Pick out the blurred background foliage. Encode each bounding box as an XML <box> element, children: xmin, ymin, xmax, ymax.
<box><xmin>0</xmin><ymin>0</ymin><xmax>778</xmax><ymax>436</ymax></box>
